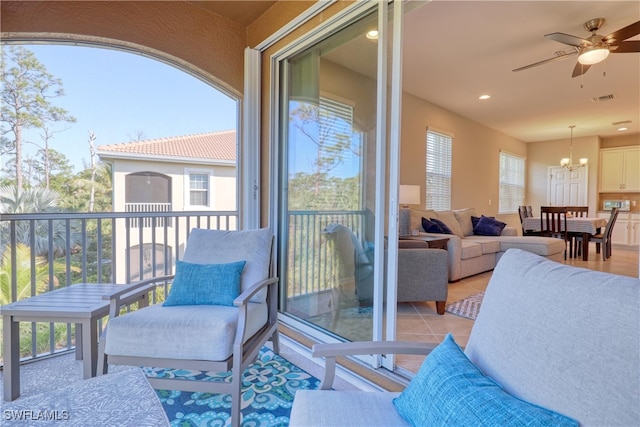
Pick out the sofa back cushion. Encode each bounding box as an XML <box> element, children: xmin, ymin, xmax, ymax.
<box><xmin>433</xmin><ymin>211</ymin><xmax>464</xmax><ymax>237</ymax></box>
<box><xmin>465</xmin><ymin>248</ymin><xmax>640</xmax><ymax>426</ymax></box>
<box><xmin>183</xmin><ymin>228</ymin><xmax>273</xmax><ymax>303</ymax></box>
<box><xmin>454</xmin><ymin>208</ymin><xmax>476</xmax><ymax>236</ymax></box>
<box><xmin>411</xmin><ymin>208</ymin><xmax>437</xmax><ymax>232</ymax></box>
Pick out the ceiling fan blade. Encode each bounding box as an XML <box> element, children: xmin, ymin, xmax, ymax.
<box><xmin>604</xmin><ymin>20</ymin><xmax>640</xmax><ymax>44</ymax></box>
<box><xmin>545</xmin><ymin>32</ymin><xmax>591</xmax><ymax>47</ymax></box>
<box><xmin>611</xmin><ymin>40</ymin><xmax>640</xmax><ymax>53</ymax></box>
<box><xmin>572</xmin><ymin>61</ymin><xmax>591</xmax><ymax>78</ymax></box>
<box><xmin>512</xmin><ymin>49</ymin><xmax>577</xmax><ymax>72</ymax></box>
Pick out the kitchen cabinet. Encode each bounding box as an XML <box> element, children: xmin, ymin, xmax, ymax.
<box><xmin>598</xmin><ymin>211</ymin><xmax>640</xmax><ymax>247</ymax></box>
<box><xmin>600</xmin><ymin>147</ymin><xmax>640</xmax><ymax>192</ymax></box>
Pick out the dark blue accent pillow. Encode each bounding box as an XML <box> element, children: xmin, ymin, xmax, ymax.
<box><xmin>430</xmin><ymin>217</ymin><xmax>453</xmax><ymax>234</ymax></box>
<box><xmin>393</xmin><ymin>334</ymin><xmax>578</xmax><ymax>427</ymax></box>
<box><xmin>163</xmin><ymin>260</ymin><xmax>246</xmax><ymax>307</ymax></box>
<box><xmin>472</xmin><ymin>214</ymin><xmax>495</xmax><ymax>228</ymax></box>
<box><xmin>422</xmin><ymin>217</ymin><xmax>445</xmax><ymax>233</ymax></box>
<box><xmin>473</xmin><ymin>216</ymin><xmax>507</xmax><ymax>236</ymax></box>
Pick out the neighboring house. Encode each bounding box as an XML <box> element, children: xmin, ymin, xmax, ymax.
<box><xmin>97</xmin><ymin>130</ymin><xmax>237</xmax><ymax>282</ymax></box>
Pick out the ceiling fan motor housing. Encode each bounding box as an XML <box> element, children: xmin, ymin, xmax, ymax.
<box><xmin>584</xmin><ymin>18</ymin><xmax>605</xmax><ymax>33</ymax></box>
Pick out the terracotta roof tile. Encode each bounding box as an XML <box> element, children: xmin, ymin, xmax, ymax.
<box><xmin>97</xmin><ymin>130</ymin><xmax>236</xmax><ymax>161</ymax></box>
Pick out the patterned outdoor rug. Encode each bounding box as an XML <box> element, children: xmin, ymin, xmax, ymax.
<box><xmin>146</xmin><ymin>347</ymin><xmax>321</xmax><ymax>427</ymax></box>
<box><xmin>445</xmin><ymin>292</ymin><xmax>485</xmax><ymax>320</ymax></box>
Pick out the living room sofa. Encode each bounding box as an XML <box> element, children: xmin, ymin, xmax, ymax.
<box><xmin>290</xmin><ymin>248</ymin><xmax>640</xmax><ymax>426</ymax></box>
<box><xmin>410</xmin><ymin>208</ymin><xmax>565</xmax><ymax>281</ymax></box>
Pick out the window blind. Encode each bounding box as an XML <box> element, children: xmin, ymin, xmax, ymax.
<box><xmin>425</xmin><ymin>130</ymin><xmax>452</xmax><ymax>210</ymax></box>
<box><xmin>499</xmin><ymin>151</ymin><xmax>525</xmax><ymax>213</ymax></box>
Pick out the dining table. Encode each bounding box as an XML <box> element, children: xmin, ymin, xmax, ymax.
<box><xmin>522</xmin><ymin>216</ymin><xmax>608</xmax><ymax>261</ymax></box>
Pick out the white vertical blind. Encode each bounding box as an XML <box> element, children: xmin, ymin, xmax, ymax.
<box><xmin>499</xmin><ymin>151</ymin><xmax>525</xmax><ymax>213</ymax></box>
<box><xmin>425</xmin><ymin>129</ymin><xmax>452</xmax><ymax>210</ymax></box>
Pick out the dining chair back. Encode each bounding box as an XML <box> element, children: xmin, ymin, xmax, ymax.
<box><xmin>576</xmin><ymin>208</ymin><xmax>619</xmax><ymax>261</ymax></box>
<box><xmin>565</xmin><ymin>206</ymin><xmax>589</xmax><ymax>217</ymax></box>
<box><xmin>519</xmin><ymin>205</ymin><xmax>542</xmax><ymax>236</ymax></box>
<box><xmin>565</xmin><ymin>206</ymin><xmax>589</xmax><ymax>256</ymax></box>
<box><xmin>540</xmin><ymin>206</ymin><xmax>568</xmax><ymax>259</ymax></box>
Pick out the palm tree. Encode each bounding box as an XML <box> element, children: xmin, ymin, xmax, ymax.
<box><xmin>0</xmin><ymin>185</ymin><xmax>79</xmax><ymax>257</ymax></box>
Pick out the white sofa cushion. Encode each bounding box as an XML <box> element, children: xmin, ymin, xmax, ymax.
<box><xmin>465</xmin><ymin>237</ymin><xmax>501</xmax><ymax>254</ymax></box>
<box><xmin>105</xmin><ymin>302</ymin><xmax>268</xmax><ymax>361</ymax></box>
<box><xmin>476</xmin><ymin>235</ymin><xmax>566</xmax><ymax>257</ymax></box>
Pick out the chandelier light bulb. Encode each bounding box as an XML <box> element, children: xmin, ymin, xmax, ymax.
<box><xmin>560</xmin><ymin>125</ymin><xmax>588</xmax><ymax>171</ymax></box>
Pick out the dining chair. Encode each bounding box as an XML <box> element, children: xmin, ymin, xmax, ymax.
<box><xmin>575</xmin><ymin>208</ymin><xmax>619</xmax><ymax>261</ymax></box>
<box><xmin>540</xmin><ymin>206</ymin><xmax>568</xmax><ymax>259</ymax></box>
<box><xmin>518</xmin><ymin>205</ymin><xmax>543</xmax><ymax>236</ymax></box>
<box><xmin>565</xmin><ymin>206</ymin><xmax>589</xmax><ymax>256</ymax></box>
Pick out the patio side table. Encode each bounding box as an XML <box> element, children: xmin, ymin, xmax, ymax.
<box><xmin>1</xmin><ymin>283</ymin><xmax>148</xmax><ymax>401</ymax></box>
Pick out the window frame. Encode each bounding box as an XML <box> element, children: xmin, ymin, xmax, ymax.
<box><xmin>184</xmin><ymin>168</ymin><xmax>212</xmax><ymax>208</ymax></box>
<box><xmin>425</xmin><ymin>127</ymin><xmax>453</xmax><ymax>211</ymax></box>
<box><xmin>498</xmin><ymin>150</ymin><xmax>526</xmax><ymax>214</ymax></box>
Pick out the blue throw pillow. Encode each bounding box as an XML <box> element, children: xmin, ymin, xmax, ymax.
<box><xmin>429</xmin><ymin>217</ymin><xmax>453</xmax><ymax>234</ymax></box>
<box><xmin>473</xmin><ymin>215</ymin><xmax>507</xmax><ymax>236</ymax></box>
<box><xmin>472</xmin><ymin>214</ymin><xmax>496</xmax><ymax>228</ymax></box>
<box><xmin>422</xmin><ymin>217</ymin><xmax>445</xmax><ymax>233</ymax></box>
<box><xmin>393</xmin><ymin>334</ymin><xmax>578</xmax><ymax>427</ymax></box>
<box><xmin>163</xmin><ymin>260</ymin><xmax>246</xmax><ymax>307</ymax></box>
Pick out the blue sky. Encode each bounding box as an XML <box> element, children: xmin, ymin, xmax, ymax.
<box><xmin>17</xmin><ymin>44</ymin><xmax>237</xmax><ymax>172</ymax></box>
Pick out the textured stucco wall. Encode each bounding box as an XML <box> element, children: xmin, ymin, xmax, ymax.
<box><xmin>1</xmin><ymin>1</ymin><xmax>247</xmax><ymax>95</ymax></box>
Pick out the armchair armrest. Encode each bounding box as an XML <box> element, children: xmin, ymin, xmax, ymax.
<box><xmin>102</xmin><ymin>275</ymin><xmax>174</xmax><ymax>318</ymax></box>
<box><xmin>234</xmin><ymin>277</ymin><xmax>279</xmax><ymax>306</ymax></box>
<box><xmin>312</xmin><ymin>341</ymin><xmax>437</xmax><ymax>390</ymax></box>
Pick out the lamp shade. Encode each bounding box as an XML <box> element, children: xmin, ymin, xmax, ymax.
<box><xmin>399</xmin><ymin>185</ymin><xmax>421</xmax><ymax>205</ymax></box>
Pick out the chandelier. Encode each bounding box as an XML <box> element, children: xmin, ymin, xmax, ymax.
<box><xmin>560</xmin><ymin>125</ymin><xmax>588</xmax><ymax>171</ymax></box>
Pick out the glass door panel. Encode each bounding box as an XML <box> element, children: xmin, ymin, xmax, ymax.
<box><xmin>281</xmin><ymin>10</ymin><xmax>380</xmax><ymax>342</ymax></box>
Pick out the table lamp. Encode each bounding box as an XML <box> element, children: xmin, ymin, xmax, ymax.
<box><xmin>399</xmin><ymin>185</ymin><xmax>421</xmax><ymax>236</ymax></box>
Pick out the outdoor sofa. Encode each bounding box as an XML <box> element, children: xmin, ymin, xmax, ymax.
<box><xmin>290</xmin><ymin>248</ymin><xmax>640</xmax><ymax>426</ymax></box>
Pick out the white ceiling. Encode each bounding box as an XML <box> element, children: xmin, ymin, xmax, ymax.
<box><xmin>402</xmin><ymin>1</ymin><xmax>640</xmax><ymax>142</ymax></box>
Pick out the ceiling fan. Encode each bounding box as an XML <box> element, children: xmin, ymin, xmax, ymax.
<box><xmin>513</xmin><ymin>18</ymin><xmax>640</xmax><ymax>77</ymax></box>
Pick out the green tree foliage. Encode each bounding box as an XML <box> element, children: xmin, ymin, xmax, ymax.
<box><xmin>0</xmin><ymin>46</ymin><xmax>76</xmax><ymax>191</ymax></box>
<box><xmin>288</xmin><ymin>101</ymin><xmax>362</xmax><ymax>212</ymax></box>
<box><xmin>32</xmin><ymin>147</ymin><xmax>75</xmax><ymax>189</ymax></box>
<box><xmin>56</xmin><ymin>161</ymin><xmax>112</xmax><ymax>212</ymax></box>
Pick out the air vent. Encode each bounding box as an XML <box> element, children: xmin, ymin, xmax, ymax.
<box><xmin>591</xmin><ymin>94</ymin><xmax>616</xmax><ymax>102</ymax></box>
<box><xmin>612</xmin><ymin>120</ymin><xmax>632</xmax><ymax>125</ymax></box>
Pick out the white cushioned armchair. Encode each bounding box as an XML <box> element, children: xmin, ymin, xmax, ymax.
<box><xmin>98</xmin><ymin>228</ymin><xmax>279</xmax><ymax>427</ymax></box>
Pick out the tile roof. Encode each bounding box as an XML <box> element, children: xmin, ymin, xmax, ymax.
<box><xmin>97</xmin><ymin>130</ymin><xmax>236</xmax><ymax>161</ymax></box>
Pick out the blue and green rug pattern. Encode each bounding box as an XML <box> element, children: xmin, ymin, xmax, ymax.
<box><xmin>145</xmin><ymin>347</ymin><xmax>321</xmax><ymax>427</ymax></box>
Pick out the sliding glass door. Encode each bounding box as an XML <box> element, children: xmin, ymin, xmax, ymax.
<box><xmin>274</xmin><ymin>2</ymin><xmax>404</xmax><ymax>363</ymax></box>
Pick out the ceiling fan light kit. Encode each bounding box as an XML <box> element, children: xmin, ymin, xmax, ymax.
<box><xmin>578</xmin><ymin>44</ymin><xmax>610</xmax><ymax>64</ymax></box>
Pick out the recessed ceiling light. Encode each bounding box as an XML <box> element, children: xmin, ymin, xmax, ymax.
<box><xmin>479</xmin><ymin>95</ymin><xmax>491</xmax><ymax>100</ymax></box>
<box><xmin>366</xmin><ymin>30</ymin><xmax>379</xmax><ymax>40</ymax></box>
<box><xmin>617</xmin><ymin>127</ymin><xmax>628</xmax><ymax>131</ymax></box>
